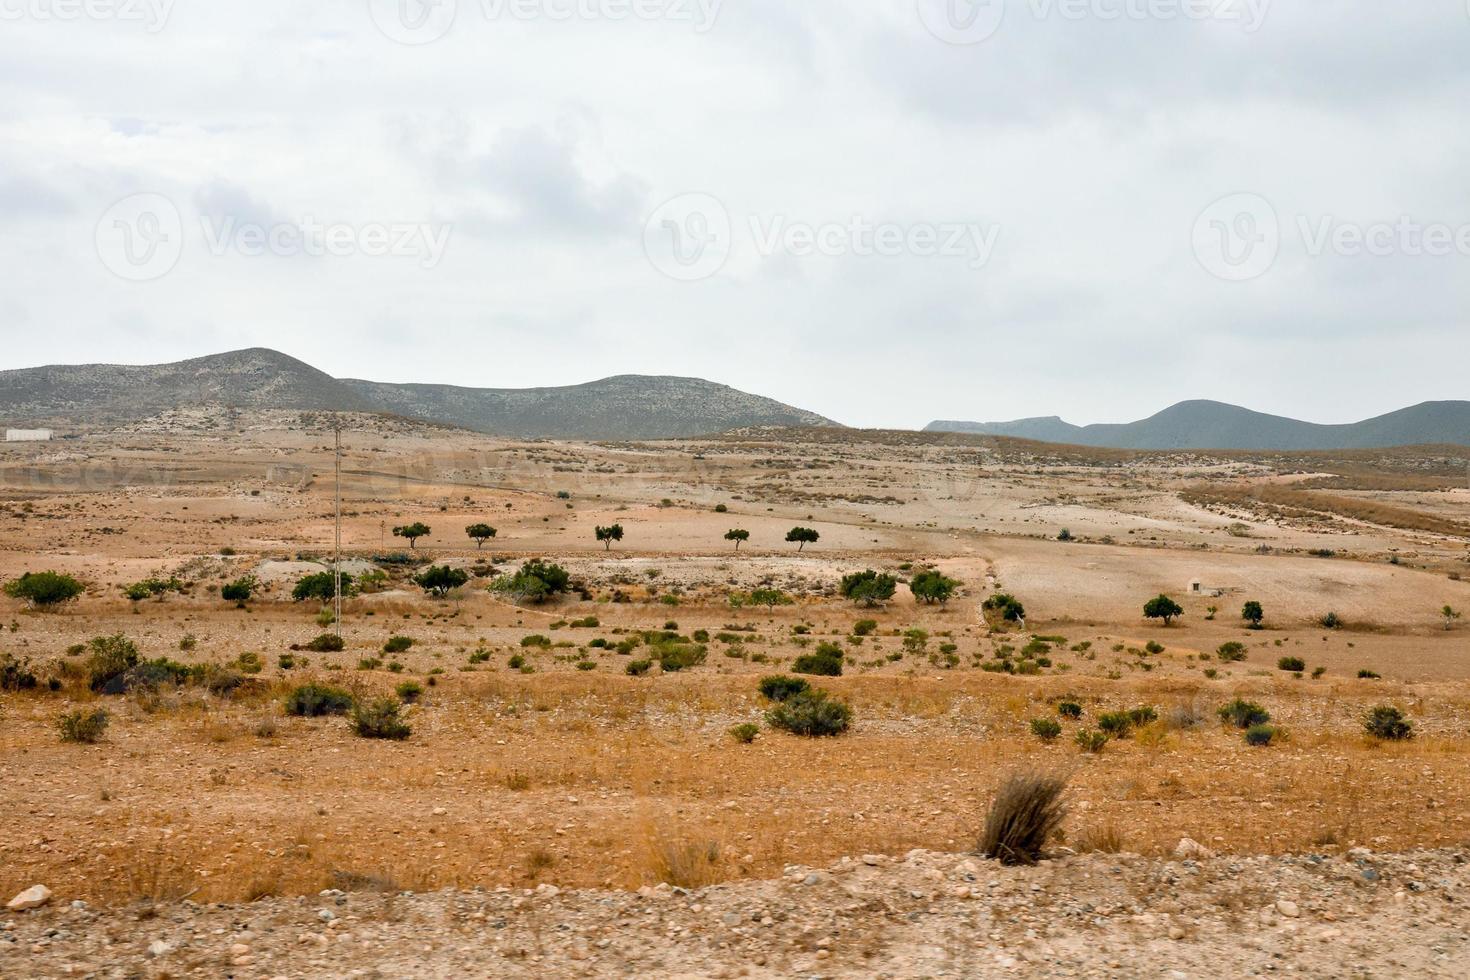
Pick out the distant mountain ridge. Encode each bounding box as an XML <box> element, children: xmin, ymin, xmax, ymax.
<box><xmin>926</xmin><ymin>399</ymin><xmax>1470</xmax><ymax>450</ymax></box>
<box><xmin>0</xmin><ymin>348</ymin><xmax>836</xmax><ymax>440</ymax></box>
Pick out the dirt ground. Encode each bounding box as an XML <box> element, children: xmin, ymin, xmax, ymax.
<box><xmin>2</xmin><ymin>414</ymin><xmax>1468</xmax><ymax>976</ymax></box>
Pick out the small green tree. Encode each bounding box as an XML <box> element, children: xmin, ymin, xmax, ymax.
<box><xmin>392</xmin><ymin>523</ymin><xmax>431</xmax><ymax>549</ymax></box>
<box><xmin>785</xmin><ymin>527</ymin><xmax>820</xmax><ymax>552</ymax></box>
<box><xmin>220</xmin><ymin>575</ymin><xmax>258</xmax><ymax>608</ymax></box>
<box><xmin>1442</xmin><ymin>605</ymin><xmax>1462</xmax><ymax>631</ymax></box>
<box><xmin>489</xmin><ymin>560</ymin><xmax>571</xmax><ymax>604</ymax></box>
<box><xmin>749</xmin><ymin>587</ymin><xmax>792</xmax><ymax>610</ymax></box>
<box><xmin>840</xmin><ymin>570</ymin><xmax>897</xmax><ymax>607</ymax></box>
<box><xmin>1143</xmin><ymin>594</ymin><xmax>1183</xmax><ymax>626</ymax></box>
<box><xmin>1242</xmin><ymin>600</ymin><xmax>1265</xmax><ymax>629</ymax></box>
<box><xmin>724</xmin><ymin>528</ymin><xmax>750</xmax><ymax>551</ymax></box>
<box><xmin>293</xmin><ymin>572</ymin><xmax>352</xmax><ymax>602</ymax></box>
<box><xmin>909</xmin><ymin>569</ymin><xmax>960</xmax><ymax>604</ymax></box>
<box><xmin>466</xmin><ymin>524</ymin><xmax>498</xmax><ymax>549</ymax></box>
<box><xmin>595</xmin><ymin>524</ymin><xmax>624</xmax><ymax>551</ymax></box>
<box><xmin>983</xmin><ymin>592</ymin><xmax>1026</xmax><ymax>626</ymax></box>
<box><xmin>3</xmin><ymin>571</ymin><xmax>84</xmax><ymax>608</ymax></box>
<box><xmin>413</xmin><ymin>565</ymin><xmax>470</xmax><ymax>597</ymax></box>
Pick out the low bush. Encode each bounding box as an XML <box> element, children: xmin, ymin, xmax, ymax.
<box><xmin>395</xmin><ymin>680</ymin><xmax>424</xmax><ymax>703</ymax></box>
<box><xmin>765</xmin><ymin>689</ymin><xmax>852</xmax><ymax>737</ymax></box>
<box><xmin>729</xmin><ymin>723</ymin><xmax>759</xmax><ymax>744</ymax></box>
<box><xmin>383</xmin><ymin>635</ymin><xmax>414</xmax><ymax>654</ymax></box>
<box><xmin>1364</xmin><ymin>705</ymin><xmax>1413</xmax><ymax>741</ymax></box>
<box><xmin>1096</xmin><ymin>711</ymin><xmax>1133</xmax><ymax>738</ymax></box>
<box><xmin>1278</xmin><ymin>656</ymin><xmax>1306</xmax><ymax>672</ymax></box>
<box><xmin>792</xmin><ymin>643</ymin><xmax>843</xmax><ymax>676</ymax></box>
<box><xmin>1029</xmin><ymin>718</ymin><xmax>1062</xmax><ymax>741</ymax></box>
<box><xmin>1244</xmin><ymin>723</ymin><xmax>1279</xmax><ymax>747</ymax></box>
<box><xmin>302</xmin><ymin>633</ymin><xmax>345</xmax><ymax>653</ymax></box>
<box><xmin>1357</xmin><ymin>669</ymin><xmax>1381</xmax><ymax>679</ymax></box>
<box><xmin>0</xmin><ymin>653</ymin><xmax>39</xmax><ymax>692</ymax></box>
<box><xmin>1216</xmin><ymin>641</ymin><xmax>1247</xmax><ymax>662</ymax></box>
<box><xmin>1056</xmin><ymin>700</ymin><xmax>1083</xmax><ymax>720</ymax></box>
<box><xmin>57</xmin><ymin>708</ymin><xmax>109</xmax><ymax>744</ymax></box>
<box><xmin>979</xmin><ymin>771</ymin><xmax>1067</xmax><ymax>865</ymax></box>
<box><xmin>85</xmin><ymin>634</ymin><xmax>140</xmax><ymax>692</ymax></box>
<box><xmin>351</xmin><ymin>698</ymin><xmax>412</xmax><ymax>740</ymax></box>
<box><xmin>1218</xmin><ymin>698</ymin><xmax>1270</xmax><ymax>729</ymax></box>
<box><xmin>654</xmin><ymin>643</ymin><xmax>707</xmax><ymax>672</ymax></box>
<box><xmin>1074</xmin><ymin>729</ymin><xmax>1108</xmax><ymax>753</ymax></box>
<box><xmin>758</xmin><ymin>675</ymin><xmax>810</xmax><ymax>702</ymax></box>
<box><xmin>284</xmin><ymin>683</ymin><xmax>354</xmax><ymax>717</ymax></box>
<box><xmin>852</xmin><ymin>619</ymin><xmax>878</xmax><ymax>636</ymax></box>
<box><xmin>626</xmin><ymin>659</ymin><xmax>652</xmax><ymax>676</ymax></box>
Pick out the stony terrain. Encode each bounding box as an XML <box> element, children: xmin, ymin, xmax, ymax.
<box><xmin>2</xmin><ymin>415</ymin><xmax>1469</xmax><ymax>977</ymax></box>
<box><xmin>4</xmin><ymin>846</ymin><xmax>1467</xmax><ymax>977</ymax></box>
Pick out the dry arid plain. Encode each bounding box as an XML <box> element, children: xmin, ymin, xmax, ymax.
<box><xmin>3</xmin><ymin>411</ymin><xmax>1470</xmax><ymax>977</ymax></box>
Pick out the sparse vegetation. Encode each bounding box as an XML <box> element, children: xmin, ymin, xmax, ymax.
<box><xmin>979</xmin><ymin>772</ymin><xmax>1067</xmax><ymax>865</ymax></box>
<box><xmin>765</xmin><ymin>688</ymin><xmax>852</xmax><ymax>737</ymax></box>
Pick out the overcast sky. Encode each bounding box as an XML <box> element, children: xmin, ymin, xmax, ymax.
<box><xmin>3</xmin><ymin>1</ymin><xmax>1468</xmax><ymax>429</ymax></box>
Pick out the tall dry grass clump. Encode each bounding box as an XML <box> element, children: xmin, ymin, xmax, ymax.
<box><xmin>979</xmin><ymin>771</ymin><xmax>1068</xmax><ymax>865</ymax></box>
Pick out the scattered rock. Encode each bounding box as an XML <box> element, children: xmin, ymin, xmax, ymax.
<box><xmin>6</xmin><ymin>886</ymin><xmax>51</xmax><ymax>912</ymax></box>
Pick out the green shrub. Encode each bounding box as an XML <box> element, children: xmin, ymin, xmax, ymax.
<box><xmin>383</xmin><ymin>635</ymin><xmax>414</xmax><ymax>654</ymax></box>
<box><xmin>1215</xmin><ymin>641</ymin><xmax>1247</xmax><ymax>662</ymax></box>
<box><xmin>625</xmin><ymin>659</ymin><xmax>652</xmax><ymax>676</ymax></box>
<box><xmin>765</xmin><ymin>689</ymin><xmax>852</xmax><ymax>737</ymax></box>
<box><xmin>284</xmin><ymin>684</ymin><xmax>354</xmax><ymax>717</ymax></box>
<box><xmin>729</xmin><ymin>723</ymin><xmax>759</xmax><ymax>744</ymax></box>
<box><xmin>0</xmin><ymin>653</ymin><xmax>39</xmax><ymax>692</ymax></box>
<box><xmin>1029</xmin><ymin>718</ymin><xmax>1062</xmax><ymax>741</ymax></box>
<box><xmin>220</xmin><ymin>575</ymin><xmax>257</xmax><ymax>607</ymax></box>
<box><xmin>1144</xmin><ymin>640</ymin><xmax>1164</xmax><ymax>655</ymax></box>
<box><xmin>507</xmin><ymin>654</ymin><xmax>525</xmax><ymax>670</ymax></box>
<box><xmin>292</xmin><ymin>572</ymin><xmax>352</xmax><ymax>602</ymax></box>
<box><xmin>1319</xmin><ymin>611</ymin><xmax>1342</xmax><ymax>629</ymax></box>
<box><xmin>4</xmin><ymin>571</ymin><xmax>84</xmax><ymax>608</ymax></box>
<box><xmin>490</xmin><ymin>560</ymin><xmax>571</xmax><ymax>604</ymax></box>
<box><xmin>302</xmin><ymin>633</ymin><xmax>345</xmax><ymax>653</ymax></box>
<box><xmin>1364</xmin><ymin>705</ymin><xmax>1413</xmax><ymax>741</ymax></box>
<box><xmin>839</xmin><ymin>570</ymin><xmax>897</xmax><ymax>606</ymax></box>
<box><xmin>1277</xmin><ymin>656</ymin><xmax>1306</xmax><ymax>672</ymax></box>
<box><xmin>395</xmin><ymin>680</ymin><xmax>424</xmax><ymax>703</ymax></box>
<box><xmin>1357</xmin><ymin>669</ymin><xmax>1381</xmax><ymax>679</ymax></box>
<box><xmin>84</xmin><ymin>634</ymin><xmax>140</xmax><ymax>692</ymax></box>
<box><xmin>1217</xmin><ymin>698</ymin><xmax>1270</xmax><ymax>729</ymax></box>
<box><xmin>57</xmin><ymin>708</ymin><xmax>109</xmax><ymax>744</ymax></box>
<box><xmin>792</xmin><ymin>642</ymin><xmax>843</xmax><ymax>677</ymax></box>
<box><xmin>654</xmin><ymin>643</ymin><xmax>707</xmax><ymax>672</ymax></box>
<box><xmin>1057</xmin><ymin>701</ymin><xmax>1082</xmax><ymax>720</ymax></box>
<box><xmin>351</xmin><ymin>698</ymin><xmax>411</xmax><ymax>740</ymax></box>
<box><xmin>1127</xmin><ymin>706</ymin><xmax>1158</xmax><ymax>726</ymax></box>
<box><xmin>852</xmin><ymin>619</ymin><xmax>878</xmax><ymax>636</ymax></box>
<box><xmin>412</xmin><ymin>565</ymin><xmax>470</xmax><ymax>597</ymax></box>
<box><xmin>1096</xmin><ymin>711</ymin><xmax>1133</xmax><ymax>738</ymax></box>
<box><xmin>1074</xmin><ymin>729</ymin><xmax>1108</xmax><ymax>753</ymax></box>
<box><xmin>1244</xmin><ymin>723</ymin><xmax>1279</xmax><ymax>746</ymax></box>
<box><xmin>758</xmin><ymin>675</ymin><xmax>810</xmax><ymax>702</ymax></box>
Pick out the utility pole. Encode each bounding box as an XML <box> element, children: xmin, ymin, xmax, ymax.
<box><xmin>334</xmin><ymin>427</ymin><xmax>343</xmax><ymax>640</ymax></box>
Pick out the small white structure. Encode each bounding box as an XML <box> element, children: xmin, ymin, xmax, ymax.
<box><xmin>6</xmin><ymin>429</ymin><xmax>53</xmax><ymax>442</ymax></box>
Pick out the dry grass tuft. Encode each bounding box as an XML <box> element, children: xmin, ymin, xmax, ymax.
<box><xmin>979</xmin><ymin>771</ymin><xmax>1068</xmax><ymax>865</ymax></box>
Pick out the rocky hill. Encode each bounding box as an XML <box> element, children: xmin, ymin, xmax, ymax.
<box><xmin>928</xmin><ymin>399</ymin><xmax>1470</xmax><ymax>450</ymax></box>
<box><xmin>0</xmin><ymin>349</ymin><xmax>835</xmax><ymax>440</ymax></box>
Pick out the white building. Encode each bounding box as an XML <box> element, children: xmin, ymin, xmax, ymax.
<box><xmin>5</xmin><ymin>429</ymin><xmax>53</xmax><ymax>442</ymax></box>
